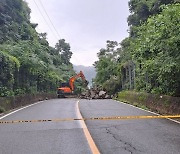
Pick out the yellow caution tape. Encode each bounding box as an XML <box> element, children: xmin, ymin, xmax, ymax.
<box><xmin>0</xmin><ymin>115</ymin><xmax>180</xmax><ymax>124</ymax></box>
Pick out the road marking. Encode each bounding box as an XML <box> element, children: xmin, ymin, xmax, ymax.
<box><xmin>0</xmin><ymin>115</ymin><xmax>180</xmax><ymax>124</ymax></box>
<box><xmin>115</xmin><ymin>100</ymin><xmax>180</xmax><ymax>124</ymax></box>
<box><xmin>76</xmin><ymin>100</ymin><xmax>100</xmax><ymax>154</ymax></box>
<box><xmin>0</xmin><ymin>101</ymin><xmax>44</xmax><ymax>120</ymax></box>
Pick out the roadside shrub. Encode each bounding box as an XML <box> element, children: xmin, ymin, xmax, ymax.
<box><xmin>0</xmin><ymin>106</ymin><xmax>5</xmax><ymax>113</ymax></box>
<box><xmin>0</xmin><ymin>87</ymin><xmax>14</xmax><ymax>97</ymax></box>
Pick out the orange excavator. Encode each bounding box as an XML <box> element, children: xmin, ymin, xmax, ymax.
<box><xmin>57</xmin><ymin>71</ymin><xmax>88</xmax><ymax>98</ymax></box>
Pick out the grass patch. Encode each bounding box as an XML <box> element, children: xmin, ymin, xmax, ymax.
<box><xmin>116</xmin><ymin>90</ymin><xmax>180</xmax><ymax>115</ymax></box>
<box><xmin>0</xmin><ymin>106</ymin><xmax>5</xmax><ymax>113</ymax></box>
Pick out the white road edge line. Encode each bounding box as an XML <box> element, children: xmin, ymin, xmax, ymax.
<box><xmin>0</xmin><ymin>101</ymin><xmax>44</xmax><ymax>120</ymax></box>
<box><xmin>76</xmin><ymin>100</ymin><xmax>100</xmax><ymax>154</ymax></box>
<box><xmin>114</xmin><ymin>100</ymin><xmax>180</xmax><ymax>124</ymax></box>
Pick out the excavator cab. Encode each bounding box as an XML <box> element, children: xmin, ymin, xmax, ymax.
<box><xmin>61</xmin><ymin>82</ymin><xmax>70</xmax><ymax>87</ymax></box>
<box><xmin>57</xmin><ymin>82</ymin><xmax>72</xmax><ymax>98</ymax></box>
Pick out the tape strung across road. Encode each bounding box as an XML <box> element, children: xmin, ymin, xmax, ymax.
<box><xmin>0</xmin><ymin>115</ymin><xmax>180</xmax><ymax>124</ymax></box>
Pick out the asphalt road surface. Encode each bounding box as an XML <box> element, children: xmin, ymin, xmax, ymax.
<box><xmin>0</xmin><ymin>98</ymin><xmax>180</xmax><ymax>154</ymax></box>
<box><xmin>0</xmin><ymin>99</ymin><xmax>91</xmax><ymax>154</ymax></box>
<box><xmin>79</xmin><ymin>99</ymin><xmax>180</xmax><ymax>154</ymax></box>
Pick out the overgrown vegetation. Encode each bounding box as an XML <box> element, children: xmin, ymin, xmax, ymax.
<box><xmin>94</xmin><ymin>1</ymin><xmax>180</xmax><ymax>97</ymax></box>
<box><xmin>116</xmin><ymin>90</ymin><xmax>180</xmax><ymax>115</ymax></box>
<box><xmin>0</xmin><ymin>106</ymin><xmax>5</xmax><ymax>113</ymax></box>
<box><xmin>0</xmin><ymin>0</ymin><xmax>75</xmax><ymax>96</ymax></box>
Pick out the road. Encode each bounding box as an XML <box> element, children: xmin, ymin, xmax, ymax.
<box><xmin>0</xmin><ymin>99</ymin><xmax>91</xmax><ymax>154</ymax></box>
<box><xmin>79</xmin><ymin>99</ymin><xmax>180</xmax><ymax>154</ymax></box>
<box><xmin>0</xmin><ymin>99</ymin><xmax>180</xmax><ymax>154</ymax></box>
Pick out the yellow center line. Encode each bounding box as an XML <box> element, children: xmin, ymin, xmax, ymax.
<box><xmin>0</xmin><ymin>115</ymin><xmax>180</xmax><ymax>124</ymax></box>
<box><xmin>76</xmin><ymin>100</ymin><xmax>100</xmax><ymax>154</ymax></box>
<box><xmin>76</xmin><ymin>101</ymin><xmax>100</xmax><ymax>154</ymax></box>
<box><xmin>88</xmin><ymin>115</ymin><xmax>180</xmax><ymax>120</ymax></box>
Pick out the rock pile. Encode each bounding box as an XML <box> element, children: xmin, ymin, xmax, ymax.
<box><xmin>79</xmin><ymin>87</ymin><xmax>112</xmax><ymax>99</ymax></box>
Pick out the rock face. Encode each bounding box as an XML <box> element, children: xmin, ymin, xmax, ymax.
<box><xmin>79</xmin><ymin>87</ymin><xmax>112</xmax><ymax>99</ymax></box>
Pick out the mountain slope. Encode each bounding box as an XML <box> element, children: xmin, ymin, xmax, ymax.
<box><xmin>0</xmin><ymin>0</ymin><xmax>74</xmax><ymax>96</ymax></box>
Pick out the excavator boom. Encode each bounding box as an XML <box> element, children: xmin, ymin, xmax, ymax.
<box><xmin>69</xmin><ymin>71</ymin><xmax>87</xmax><ymax>91</ymax></box>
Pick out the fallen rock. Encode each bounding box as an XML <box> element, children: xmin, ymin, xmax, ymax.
<box><xmin>99</xmin><ymin>91</ymin><xmax>106</xmax><ymax>97</ymax></box>
<box><xmin>79</xmin><ymin>87</ymin><xmax>111</xmax><ymax>99</ymax></box>
<box><xmin>105</xmin><ymin>94</ymin><xmax>111</xmax><ymax>99</ymax></box>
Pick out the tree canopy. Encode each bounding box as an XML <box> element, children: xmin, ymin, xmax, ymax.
<box><xmin>55</xmin><ymin>39</ymin><xmax>72</xmax><ymax>65</ymax></box>
<box><xmin>0</xmin><ymin>0</ymin><xmax>75</xmax><ymax>96</ymax></box>
<box><xmin>94</xmin><ymin>1</ymin><xmax>180</xmax><ymax>96</ymax></box>
<box><xmin>131</xmin><ymin>4</ymin><xmax>180</xmax><ymax>95</ymax></box>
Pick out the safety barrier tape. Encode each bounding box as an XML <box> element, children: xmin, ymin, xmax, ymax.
<box><xmin>0</xmin><ymin>115</ymin><xmax>180</xmax><ymax>124</ymax></box>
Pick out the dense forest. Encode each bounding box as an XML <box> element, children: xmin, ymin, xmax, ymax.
<box><xmin>1</xmin><ymin>0</ymin><xmax>179</xmax><ymax>97</ymax></box>
<box><xmin>0</xmin><ymin>0</ymin><xmax>75</xmax><ymax>96</ymax></box>
<box><xmin>94</xmin><ymin>0</ymin><xmax>180</xmax><ymax>96</ymax></box>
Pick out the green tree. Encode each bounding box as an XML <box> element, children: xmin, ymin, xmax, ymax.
<box><xmin>128</xmin><ymin>0</ymin><xmax>176</xmax><ymax>36</ymax></box>
<box><xmin>94</xmin><ymin>41</ymin><xmax>121</xmax><ymax>94</ymax></box>
<box><xmin>131</xmin><ymin>4</ymin><xmax>180</xmax><ymax>96</ymax></box>
<box><xmin>55</xmin><ymin>39</ymin><xmax>72</xmax><ymax>64</ymax></box>
<box><xmin>0</xmin><ymin>0</ymin><xmax>75</xmax><ymax>96</ymax></box>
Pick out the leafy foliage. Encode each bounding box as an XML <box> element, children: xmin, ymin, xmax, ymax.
<box><xmin>94</xmin><ymin>2</ymin><xmax>180</xmax><ymax>97</ymax></box>
<box><xmin>55</xmin><ymin>39</ymin><xmax>72</xmax><ymax>65</ymax></box>
<box><xmin>128</xmin><ymin>0</ymin><xmax>176</xmax><ymax>36</ymax></box>
<box><xmin>94</xmin><ymin>41</ymin><xmax>121</xmax><ymax>94</ymax></box>
<box><xmin>0</xmin><ymin>0</ymin><xmax>75</xmax><ymax>96</ymax></box>
<box><xmin>131</xmin><ymin>4</ymin><xmax>180</xmax><ymax>95</ymax></box>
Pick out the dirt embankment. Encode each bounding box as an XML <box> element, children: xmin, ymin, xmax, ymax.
<box><xmin>0</xmin><ymin>93</ymin><xmax>57</xmax><ymax>114</ymax></box>
<box><xmin>117</xmin><ymin>91</ymin><xmax>180</xmax><ymax>115</ymax></box>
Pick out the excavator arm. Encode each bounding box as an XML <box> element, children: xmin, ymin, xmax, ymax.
<box><xmin>69</xmin><ymin>71</ymin><xmax>88</xmax><ymax>92</ymax></box>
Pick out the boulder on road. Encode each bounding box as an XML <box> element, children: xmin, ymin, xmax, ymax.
<box><xmin>99</xmin><ymin>91</ymin><xmax>106</xmax><ymax>96</ymax></box>
<box><xmin>79</xmin><ymin>87</ymin><xmax>111</xmax><ymax>99</ymax></box>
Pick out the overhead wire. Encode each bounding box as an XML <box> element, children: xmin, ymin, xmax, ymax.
<box><xmin>36</xmin><ymin>0</ymin><xmax>82</xmax><ymax>65</ymax></box>
<box><xmin>32</xmin><ymin>0</ymin><xmax>81</xmax><ymax>65</ymax></box>
<box><xmin>38</xmin><ymin>0</ymin><xmax>61</xmax><ymax>39</ymax></box>
<box><xmin>32</xmin><ymin>0</ymin><xmax>59</xmax><ymax>40</ymax></box>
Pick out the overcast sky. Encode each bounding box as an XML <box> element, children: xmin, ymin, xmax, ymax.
<box><xmin>25</xmin><ymin>0</ymin><xmax>130</xmax><ymax>66</ymax></box>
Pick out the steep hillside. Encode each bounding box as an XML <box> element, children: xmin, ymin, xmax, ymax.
<box><xmin>0</xmin><ymin>0</ymin><xmax>74</xmax><ymax>96</ymax></box>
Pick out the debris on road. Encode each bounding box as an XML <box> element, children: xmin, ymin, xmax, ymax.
<box><xmin>79</xmin><ymin>87</ymin><xmax>112</xmax><ymax>99</ymax></box>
